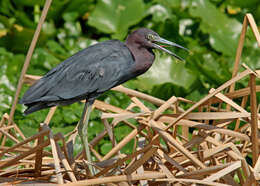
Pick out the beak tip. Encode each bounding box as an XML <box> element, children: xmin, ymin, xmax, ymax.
<box><xmin>153</xmin><ymin>37</ymin><xmax>189</xmax><ymax>61</ymax></box>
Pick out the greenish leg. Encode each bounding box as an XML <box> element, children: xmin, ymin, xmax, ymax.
<box><xmin>78</xmin><ymin>101</ymin><xmax>95</xmax><ymax>175</ymax></box>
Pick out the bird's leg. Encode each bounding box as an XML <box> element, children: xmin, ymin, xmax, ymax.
<box><xmin>78</xmin><ymin>100</ymin><xmax>95</xmax><ymax>175</ymax></box>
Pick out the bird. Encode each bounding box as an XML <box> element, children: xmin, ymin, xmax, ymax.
<box><xmin>19</xmin><ymin>28</ymin><xmax>188</xmax><ymax>174</ymax></box>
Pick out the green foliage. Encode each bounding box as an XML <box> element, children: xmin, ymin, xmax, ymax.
<box><xmin>0</xmin><ymin>0</ymin><xmax>260</xmax><ymax>155</ymax></box>
<box><xmin>190</xmin><ymin>0</ymin><xmax>242</xmax><ymax>56</ymax></box>
<box><xmin>135</xmin><ymin>52</ymin><xmax>197</xmax><ymax>97</ymax></box>
<box><xmin>88</xmin><ymin>0</ymin><xmax>146</xmax><ymax>39</ymax></box>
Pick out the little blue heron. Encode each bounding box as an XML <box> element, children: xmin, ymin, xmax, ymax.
<box><xmin>19</xmin><ymin>28</ymin><xmax>188</xmax><ymax>174</ymax></box>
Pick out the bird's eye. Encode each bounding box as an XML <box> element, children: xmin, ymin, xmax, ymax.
<box><xmin>147</xmin><ymin>34</ymin><xmax>155</xmax><ymax>41</ymax></box>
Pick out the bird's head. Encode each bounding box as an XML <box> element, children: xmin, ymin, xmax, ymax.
<box><xmin>126</xmin><ymin>28</ymin><xmax>188</xmax><ymax>61</ymax></box>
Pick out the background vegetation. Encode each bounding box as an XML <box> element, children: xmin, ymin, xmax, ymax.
<box><xmin>0</xmin><ymin>0</ymin><xmax>260</xmax><ymax>154</ymax></box>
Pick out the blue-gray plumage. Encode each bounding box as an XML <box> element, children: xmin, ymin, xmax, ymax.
<box><xmin>19</xmin><ymin>28</ymin><xmax>187</xmax><ymax>114</ymax></box>
<box><xmin>19</xmin><ymin>28</ymin><xmax>188</xmax><ymax>174</ymax></box>
<box><xmin>20</xmin><ymin>40</ymin><xmax>136</xmax><ymax>114</ymax></box>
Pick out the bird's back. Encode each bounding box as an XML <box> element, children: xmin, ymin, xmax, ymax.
<box><xmin>20</xmin><ymin>40</ymin><xmax>135</xmax><ymax>114</ymax></box>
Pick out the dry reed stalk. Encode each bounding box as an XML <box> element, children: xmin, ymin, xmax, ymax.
<box><xmin>102</xmin><ymin>119</ymin><xmax>116</xmax><ymax>147</ymax></box>
<box><xmin>154</xmin><ymin>156</ymin><xmax>175</xmax><ymax>180</ymax></box>
<box><xmin>136</xmin><ymin>137</ymin><xmax>148</xmax><ymax>186</ymax></box>
<box><xmin>94</xmin><ymin>143</ymin><xmax>154</xmax><ymax>178</ymax></box>
<box><xmin>250</xmin><ymin>74</ymin><xmax>259</xmax><ymax>166</ymax></box>
<box><xmin>64</xmin><ymin>172</ymin><xmax>166</xmax><ymax>186</ymax></box>
<box><xmin>166</xmin><ymin>69</ymin><xmax>251</xmax><ymax>130</ymax></box>
<box><xmin>159</xmin><ymin>115</ymin><xmax>250</xmax><ymax>141</ymax></box>
<box><xmin>247</xmin><ymin>14</ymin><xmax>260</xmax><ymax>46</ymax></box>
<box><xmin>0</xmin><ymin>167</ymin><xmax>52</xmax><ymax>177</ymax></box>
<box><xmin>94</xmin><ymin>99</ymin><xmax>130</xmax><ymax>113</ymax></box>
<box><xmin>177</xmin><ymin>163</ymin><xmax>233</xmax><ymax>179</ymax></box>
<box><xmin>101</xmin><ymin>125</ymin><xmax>145</xmax><ymax>161</ymax></box>
<box><xmin>48</xmin><ymin>126</ymin><xmax>64</xmax><ymax>184</ymax></box>
<box><xmin>8</xmin><ymin>0</ymin><xmax>53</xmax><ymax>124</ymax></box>
<box><xmin>0</xmin><ymin>127</ymin><xmax>50</xmax><ymax>158</ymax></box>
<box><xmin>0</xmin><ymin>146</ymin><xmax>32</xmax><ymax>153</ymax></box>
<box><xmin>203</xmin><ymin>161</ymin><xmax>241</xmax><ymax>182</ymax></box>
<box><xmin>2</xmin><ymin>13</ymin><xmax>260</xmax><ymax>186</ymax></box>
<box><xmin>254</xmin><ymin>156</ymin><xmax>260</xmax><ymax>179</ymax></box>
<box><xmin>151</xmin><ymin>120</ymin><xmax>206</xmax><ymax>168</ymax></box>
<box><xmin>0</xmin><ymin>113</ymin><xmax>8</xmax><ymax>127</ymax></box>
<box><xmin>55</xmin><ymin>139</ymin><xmax>77</xmax><ymax>182</ymax></box>
<box><xmin>210</xmin><ymin>88</ymin><xmax>248</xmax><ymax>113</ymax></box>
<box><xmin>153</xmin><ymin>96</ymin><xmax>178</xmax><ymax>119</ymax></box>
<box><xmin>0</xmin><ymin>128</ymin><xmax>20</xmax><ymax>144</ymax></box>
<box><xmin>113</xmin><ymin>85</ymin><xmax>170</xmax><ymax>107</ymax></box>
<box><xmin>235</xmin><ymin>95</ymin><xmax>248</xmax><ymax>130</ymax></box>
<box><xmin>203</xmin><ymin>134</ymin><xmax>251</xmax><ymax>178</ymax></box>
<box><xmin>34</xmin><ymin>124</ymin><xmax>44</xmax><ymax>177</ymax></box>
<box><xmin>13</xmin><ymin>124</ymin><xmax>26</xmax><ymax>141</ymax></box>
<box><xmin>156</xmin><ymin>178</ymin><xmax>231</xmax><ymax>186</ymax></box>
<box><xmin>0</xmin><ymin>133</ymin><xmax>63</xmax><ymax>169</ymax></box>
<box><xmin>101</xmin><ymin>112</ymin><xmax>145</xmax><ymax>121</ymax></box>
<box><xmin>131</xmin><ymin>97</ymin><xmax>151</xmax><ymax>112</ymax></box>
<box><xmin>159</xmin><ymin>150</ymin><xmax>188</xmax><ymax>174</ymax></box>
<box><xmin>229</xmin><ymin>14</ymin><xmax>248</xmax><ymax>97</ymax></box>
<box><xmin>171</xmin><ymin>112</ymin><xmax>250</xmax><ymax>120</ymax></box>
<box><xmin>204</xmin><ymin>85</ymin><xmax>260</xmax><ymax>105</ymax></box>
<box><xmin>23</xmin><ymin>74</ymin><xmax>41</xmax><ymax>85</ymax></box>
<box><xmin>44</xmin><ymin>106</ymin><xmax>57</xmax><ymax>125</ymax></box>
<box><xmin>124</xmin><ymin>146</ymin><xmax>158</xmax><ymax>174</ymax></box>
<box><xmin>244</xmin><ymin>174</ymin><xmax>258</xmax><ymax>186</ymax></box>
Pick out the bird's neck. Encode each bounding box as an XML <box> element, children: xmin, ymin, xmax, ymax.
<box><xmin>125</xmin><ymin>41</ymin><xmax>155</xmax><ymax>76</ymax></box>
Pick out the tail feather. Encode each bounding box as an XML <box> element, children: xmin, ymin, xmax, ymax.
<box><xmin>24</xmin><ymin>102</ymin><xmax>50</xmax><ymax>115</ymax></box>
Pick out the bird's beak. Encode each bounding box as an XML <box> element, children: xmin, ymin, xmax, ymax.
<box><xmin>152</xmin><ymin>37</ymin><xmax>188</xmax><ymax>61</ymax></box>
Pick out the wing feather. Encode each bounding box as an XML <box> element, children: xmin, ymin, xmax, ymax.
<box><xmin>20</xmin><ymin>40</ymin><xmax>134</xmax><ymax>105</ymax></box>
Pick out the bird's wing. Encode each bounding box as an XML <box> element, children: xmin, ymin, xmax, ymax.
<box><xmin>20</xmin><ymin>40</ymin><xmax>134</xmax><ymax>104</ymax></box>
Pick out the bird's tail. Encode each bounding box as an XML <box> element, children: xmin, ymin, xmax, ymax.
<box><xmin>24</xmin><ymin>102</ymin><xmax>50</xmax><ymax>115</ymax></box>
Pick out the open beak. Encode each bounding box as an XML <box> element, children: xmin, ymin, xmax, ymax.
<box><xmin>152</xmin><ymin>37</ymin><xmax>188</xmax><ymax>61</ymax></box>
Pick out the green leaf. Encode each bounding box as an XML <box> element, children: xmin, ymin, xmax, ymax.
<box><xmin>199</xmin><ymin>53</ymin><xmax>231</xmax><ymax>85</ymax></box>
<box><xmin>0</xmin><ymin>15</ymin><xmax>13</xmax><ymax>28</ymax></box>
<box><xmin>46</xmin><ymin>0</ymin><xmax>70</xmax><ymax>21</ymax></box>
<box><xmin>136</xmin><ymin>52</ymin><xmax>197</xmax><ymax>92</ymax></box>
<box><xmin>63</xmin><ymin>12</ymin><xmax>79</xmax><ymax>22</ymax></box>
<box><xmin>228</xmin><ymin>0</ymin><xmax>259</xmax><ymax>8</ymax></box>
<box><xmin>242</xmin><ymin>29</ymin><xmax>260</xmax><ymax>70</ymax></box>
<box><xmin>46</xmin><ymin>40</ymin><xmax>67</xmax><ymax>57</ymax></box>
<box><xmin>147</xmin><ymin>4</ymin><xmax>171</xmax><ymax>23</ymax></box>
<box><xmin>17</xmin><ymin>125</ymin><xmax>37</xmax><ymax>138</ymax></box>
<box><xmin>88</xmin><ymin>0</ymin><xmax>146</xmax><ymax>39</ymax></box>
<box><xmin>153</xmin><ymin>0</ymin><xmax>181</xmax><ymax>9</ymax></box>
<box><xmin>189</xmin><ymin>0</ymin><xmax>242</xmax><ymax>56</ymax></box>
<box><xmin>15</xmin><ymin>11</ymin><xmax>36</xmax><ymax>28</ymax></box>
<box><xmin>52</xmin><ymin>126</ymin><xmax>75</xmax><ymax>135</ymax></box>
<box><xmin>0</xmin><ymin>0</ymin><xmax>15</xmax><ymax>16</ymax></box>
<box><xmin>185</xmin><ymin>90</ymin><xmax>205</xmax><ymax>102</ymax></box>
<box><xmin>29</xmin><ymin>48</ymin><xmax>60</xmax><ymax>74</ymax></box>
<box><xmin>0</xmin><ymin>49</ymin><xmax>23</xmax><ymax>114</ymax></box>
<box><xmin>42</xmin><ymin>21</ymin><xmax>56</xmax><ymax>36</ymax></box>
<box><xmin>64</xmin><ymin>0</ymin><xmax>94</xmax><ymax>16</ymax></box>
<box><xmin>61</xmin><ymin>103</ymin><xmax>82</xmax><ymax>124</ymax></box>
<box><xmin>13</xmin><ymin>0</ymin><xmax>45</xmax><ymax>7</ymax></box>
<box><xmin>114</xmin><ymin>125</ymin><xmax>132</xmax><ymax>141</ymax></box>
<box><xmin>101</xmin><ymin>142</ymin><xmax>112</xmax><ymax>155</ymax></box>
<box><xmin>0</xmin><ymin>26</ymin><xmax>48</xmax><ymax>53</ymax></box>
<box><xmin>89</xmin><ymin>121</ymin><xmax>105</xmax><ymax>138</ymax></box>
<box><xmin>121</xmin><ymin>139</ymin><xmax>134</xmax><ymax>154</ymax></box>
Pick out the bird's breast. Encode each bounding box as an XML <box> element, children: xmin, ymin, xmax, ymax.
<box><xmin>132</xmin><ymin>50</ymin><xmax>155</xmax><ymax>76</ymax></box>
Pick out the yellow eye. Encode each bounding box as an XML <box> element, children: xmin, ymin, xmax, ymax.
<box><xmin>147</xmin><ymin>34</ymin><xmax>155</xmax><ymax>41</ymax></box>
